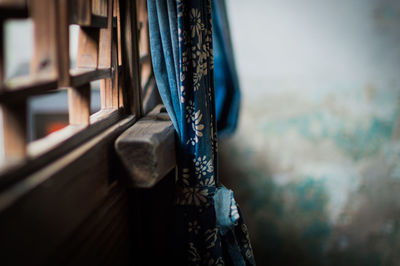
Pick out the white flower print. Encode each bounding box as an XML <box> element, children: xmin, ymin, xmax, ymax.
<box><xmin>194</xmin><ymin>155</ymin><xmax>214</xmax><ymax>179</ymax></box>
<box><xmin>199</xmin><ymin>175</ymin><xmax>215</xmax><ymax>187</ymax></box>
<box><xmin>192</xmin><ymin>110</ymin><xmax>204</xmax><ymax>137</ymax></box>
<box><xmin>187</xmin><ymin>136</ymin><xmax>198</xmax><ymax>146</ymax></box>
<box><xmin>185</xmin><ymin>101</ymin><xmax>196</xmax><ymax>123</ymax></box>
<box><xmin>181</xmin><ymin>168</ymin><xmax>191</xmax><ymax>186</ymax></box>
<box><xmin>207</xmin><ymin>256</ymin><xmax>224</xmax><ymax>266</ymax></box>
<box><xmin>188</xmin><ymin>242</ymin><xmax>201</xmax><ymax>262</ymax></box>
<box><xmin>185</xmin><ymin>101</ymin><xmax>205</xmax><ymax>145</ymax></box>
<box><xmin>180</xmin><ymin>186</ymin><xmax>209</xmax><ymax>206</ymax></box>
<box><xmin>204</xmin><ymin>228</ymin><xmax>219</xmax><ymax>249</ymax></box>
<box><xmin>188</xmin><ymin>220</ymin><xmax>200</xmax><ymax>235</ymax></box>
<box><xmin>190</xmin><ymin>8</ymin><xmax>204</xmax><ymax>38</ymax></box>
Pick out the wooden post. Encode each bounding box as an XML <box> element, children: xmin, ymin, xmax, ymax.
<box><xmin>92</xmin><ymin>0</ymin><xmax>107</xmax><ymax>17</ymax></box>
<box><xmin>68</xmin><ymin>83</ymin><xmax>91</xmax><ymax>125</ymax></box>
<box><xmin>56</xmin><ymin>0</ymin><xmax>71</xmax><ymax>86</ymax></box>
<box><xmin>120</xmin><ymin>0</ymin><xmax>142</xmax><ymax>117</ymax></box>
<box><xmin>100</xmin><ymin>78</ymin><xmax>113</xmax><ymax>108</ymax></box>
<box><xmin>98</xmin><ymin>0</ymin><xmax>113</xmax><ymax>69</ymax></box>
<box><xmin>115</xmin><ymin>0</ymin><xmax>123</xmax><ymax>108</ymax></box>
<box><xmin>30</xmin><ymin>0</ymin><xmax>58</xmax><ymax>78</ymax></box>
<box><xmin>98</xmin><ymin>0</ymin><xmax>116</xmax><ymax>109</ymax></box>
<box><xmin>76</xmin><ymin>28</ymin><xmax>99</xmax><ymax>69</ymax></box>
<box><xmin>2</xmin><ymin>101</ymin><xmax>27</xmax><ymax>159</ymax></box>
<box><xmin>0</xmin><ymin>19</ymin><xmax>4</xmax><ymax>87</ymax></box>
<box><xmin>77</xmin><ymin>0</ymin><xmax>92</xmax><ymax>26</ymax></box>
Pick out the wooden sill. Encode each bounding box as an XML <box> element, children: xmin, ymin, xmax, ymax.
<box><xmin>0</xmin><ymin>108</ymin><xmax>136</xmax><ymax>191</ymax></box>
<box><xmin>115</xmin><ymin>105</ymin><xmax>176</xmax><ymax>188</ymax></box>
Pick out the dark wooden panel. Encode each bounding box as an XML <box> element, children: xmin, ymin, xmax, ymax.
<box><xmin>0</xmin><ymin>116</ymin><xmax>135</xmax><ymax>266</ymax></box>
<box><xmin>44</xmin><ymin>183</ymin><xmax>132</xmax><ymax>266</ymax></box>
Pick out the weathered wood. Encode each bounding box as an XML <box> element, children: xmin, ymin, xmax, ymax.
<box><xmin>68</xmin><ymin>83</ymin><xmax>91</xmax><ymax>125</ymax></box>
<box><xmin>2</xmin><ymin>101</ymin><xmax>27</xmax><ymax>159</ymax></box>
<box><xmin>76</xmin><ymin>27</ymin><xmax>99</xmax><ymax>69</ymax></box>
<box><xmin>115</xmin><ymin>105</ymin><xmax>176</xmax><ymax>188</ymax></box>
<box><xmin>0</xmin><ymin>115</ymin><xmax>134</xmax><ymax>266</ymax></box>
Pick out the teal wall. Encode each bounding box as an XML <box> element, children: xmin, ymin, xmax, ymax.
<box><xmin>222</xmin><ymin>0</ymin><xmax>400</xmax><ymax>265</ymax></box>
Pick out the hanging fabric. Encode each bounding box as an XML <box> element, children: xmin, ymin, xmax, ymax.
<box><xmin>147</xmin><ymin>0</ymin><xmax>255</xmax><ymax>264</ymax></box>
<box><xmin>212</xmin><ymin>0</ymin><xmax>241</xmax><ymax>137</ymax></box>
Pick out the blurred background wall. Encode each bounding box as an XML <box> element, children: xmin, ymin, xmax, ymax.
<box><xmin>219</xmin><ymin>0</ymin><xmax>400</xmax><ymax>265</ymax></box>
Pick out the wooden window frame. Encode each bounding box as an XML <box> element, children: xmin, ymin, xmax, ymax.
<box><xmin>0</xmin><ymin>1</ymin><xmax>164</xmax><ymax>265</ymax></box>
<box><xmin>0</xmin><ymin>0</ymin><xmax>160</xmax><ymax>188</ymax></box>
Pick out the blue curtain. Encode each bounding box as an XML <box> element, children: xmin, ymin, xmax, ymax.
<box><xmin>213</xmin><ymin>0</ymin><xmax>241</xmax><ymax>137</ymax></box>
<box><xmin>147</xmin><ymin>0</ymin><xmax>255</xmax><ymax>264</ymax></box>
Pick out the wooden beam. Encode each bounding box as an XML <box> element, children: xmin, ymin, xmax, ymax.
<box><xmin>115</xmin><ymin>105</ymin><xmax>176</xmax><ymax>188</ymax></box>
<box><xmin>70</xmin><ymin>68</ymin><xmax>110</xmax><ymax>87</ymax></box>
<box><xmin>68</xmin><ymin>83</ymin><xmax>91</xmax><ymax>125</ymax></box>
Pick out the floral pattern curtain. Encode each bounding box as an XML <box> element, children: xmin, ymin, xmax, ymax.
<box><xmin>147</xmin><ymin>0</ymin><xmax>255</xmax><ymax>264</ymax></box>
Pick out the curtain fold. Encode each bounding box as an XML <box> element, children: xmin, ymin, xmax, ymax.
<box><xmin>212</xmin><ymin>0</ymin><xmax>241</xmax><ymax>137</ymax></box>
<box><xmin>147</xmin><ymin>0</ymin><xmax>255</xmax><ymax>264</ymax></box>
